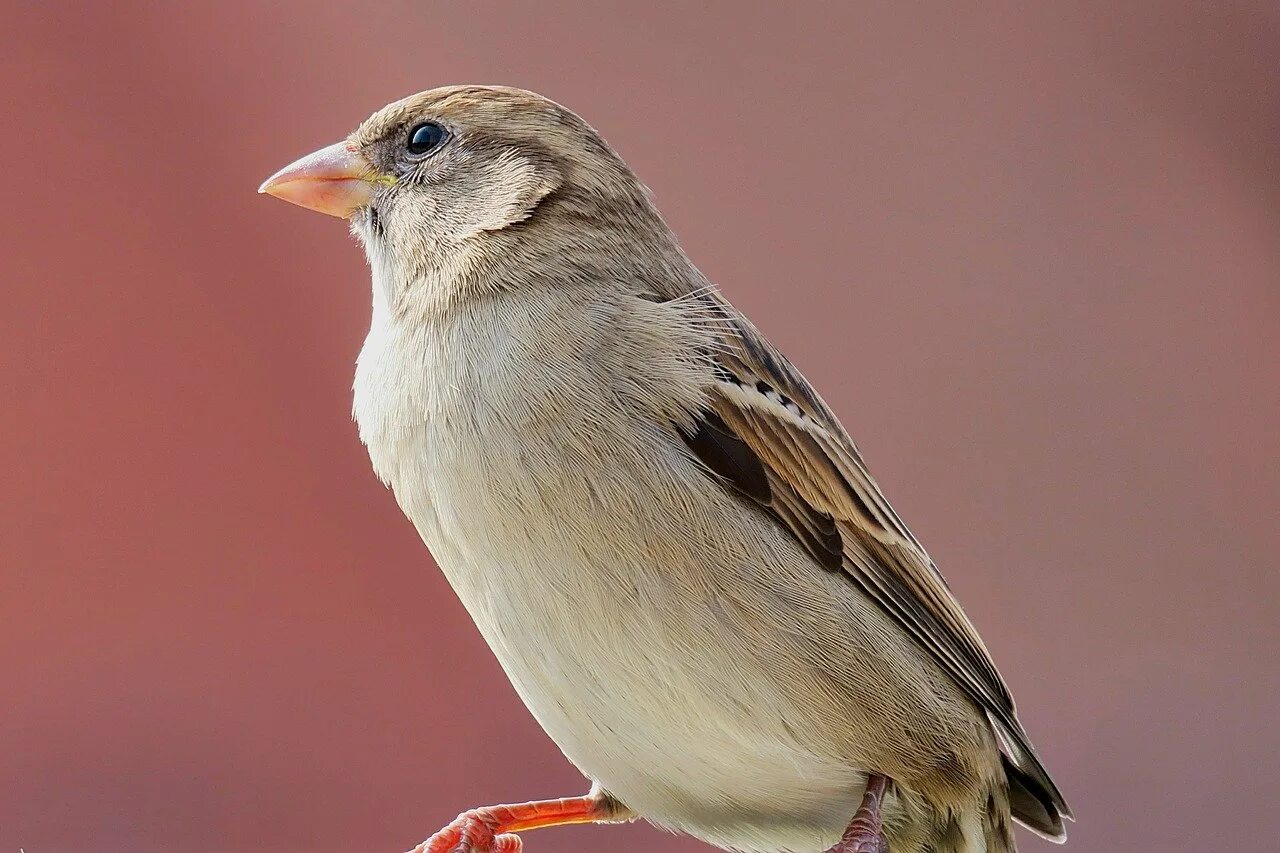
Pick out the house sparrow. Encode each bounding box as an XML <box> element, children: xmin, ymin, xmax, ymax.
<box><xmin>259</xmin><ymin>86</ymin><xmax>1070</xmax><ymax>853</ymax></box>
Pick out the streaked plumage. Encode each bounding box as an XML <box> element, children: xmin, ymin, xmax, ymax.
<box><xmin>263</xmin><ymin>85</ymin><xmax>1071</xmax><ymax>853</ymax></box>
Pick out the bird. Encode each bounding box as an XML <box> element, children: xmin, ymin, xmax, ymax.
<box><xmin>259</xmin><ymin>85</ymin><xmax>1071</xmax><ymax>853</ymax></box>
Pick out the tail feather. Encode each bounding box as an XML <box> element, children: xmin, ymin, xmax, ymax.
<box><xmin>1003</xmin><ymin>755</ymin><xmax>1066</xmax><ymax>841</ymax></box>
<box><xmin>987</xmin><ymin>711</ymin><xmax>1071</xmax><ymax>843</ymax></box>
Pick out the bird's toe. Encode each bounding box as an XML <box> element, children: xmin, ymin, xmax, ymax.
<box><xmin>411</xmin><ymin>808</ymin><xmax>517</xmax><ymax>853</ymax></box>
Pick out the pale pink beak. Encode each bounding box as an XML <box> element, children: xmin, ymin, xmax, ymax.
<box><xmin>258</xmin><ymin>142</ymin><xmax>383</xmax><ymax>218</ymax></box>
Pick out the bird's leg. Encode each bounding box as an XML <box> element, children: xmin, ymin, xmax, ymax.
<box><xmin>826</xmin><ymin>773</ymin><xmax>891</xmax><ymax>853</ymax></box>
<box><xmin>408</xmin><ymin>786</ymin><xmax>632</xmax><ymax>853</ymax></box>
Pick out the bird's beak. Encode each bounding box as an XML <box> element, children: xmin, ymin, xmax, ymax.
<box><xmin>258</xmin><ymin>142</ymin><xmax>388</xmax><ymax>218</ymax></box>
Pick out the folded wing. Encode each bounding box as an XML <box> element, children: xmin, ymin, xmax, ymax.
<box><xmin>674</xmin><ymin>291</ymin><xmax>1070</xmax><ymax>839</ymax></box>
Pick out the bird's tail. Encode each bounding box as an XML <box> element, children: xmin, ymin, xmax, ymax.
<box><xmin>988</xmin><ymin>711</ymin><xmax>1070</xmax><ymax>842</ymax></box>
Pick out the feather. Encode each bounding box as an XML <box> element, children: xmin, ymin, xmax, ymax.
<box><xmin>678</xmin><ymin>290</ymin><xmax>1071</xmax><ymax>838</ymax></box>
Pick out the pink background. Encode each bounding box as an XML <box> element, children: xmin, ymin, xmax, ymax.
<box><xmin>3</xmin><ymin>3</ymin><xmax>1278</xmax><ymax>852</ymax></box>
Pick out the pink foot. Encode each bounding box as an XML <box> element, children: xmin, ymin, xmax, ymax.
<box><xmin>407</xmin><ymin>794</ymin><xmax>612</xmax><ymax>853</ymax></box>
<box><xmin>408</xmin><ymin>809</ymin><xmax>522</xmax><ymax>852</ymax></box>
<box><xmin>826</xmin><ymin>774</ymin><xmax>891</xmax><ymax>853</ymax></box>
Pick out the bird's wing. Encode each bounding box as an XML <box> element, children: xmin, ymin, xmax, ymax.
<box><xmin>674</xmin><ymin>290</ymin><xmax>1070</xmax><ymax>831</ymax></box>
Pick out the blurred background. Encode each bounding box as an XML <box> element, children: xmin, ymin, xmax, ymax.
<box><xmin>3</xmin><ymin>2</ymin><xmax>1278</xmax><ymax>852</ymax></box>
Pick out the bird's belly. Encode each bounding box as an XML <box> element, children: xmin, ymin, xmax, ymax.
<box><xmin>428</xmin><ymin>528</ymin><xmax>866</xmax><ymax>853</ymax></box>
<box><xmin>397</xmin><ymin>426</ymin><xmax>868</xmax><ymax>852</ymax></box>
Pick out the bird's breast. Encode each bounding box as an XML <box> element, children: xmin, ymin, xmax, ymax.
<box><xmin>351</xmin><ymin>293</ymin><xmax>870</xmax><ymax>851</ymax></box>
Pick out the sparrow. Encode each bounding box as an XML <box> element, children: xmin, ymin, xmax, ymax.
<box><xmin>259</xmin><ymin>85</ymin><xmax>1071</xmax><ymax>853</ymax></box>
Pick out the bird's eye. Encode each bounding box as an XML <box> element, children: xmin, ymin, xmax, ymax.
<box><xmin>406</xmin><ymin>122</ymin><xmax>448</xmax><ymax>156</ymax></box>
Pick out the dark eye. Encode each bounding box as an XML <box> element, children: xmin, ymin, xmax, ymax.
<box><xmin>406</xmin><ymin>122</ymin><xmax>448</xmax><ymax>156</ymax></box>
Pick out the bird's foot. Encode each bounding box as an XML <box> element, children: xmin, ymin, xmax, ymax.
<box><xmin>407</xmin><ymin>793</ymin><xmax>620</xmax><ymax>853</ymax></box>
<box><xmin>825</xmin><ymin>773</ymin><xmax>890</xmax><ymax>853</ymax></box>
<box><xmin>409</xmin><ymin>807</ymin><xmax>522</xmax><ymax>853</ymax></box>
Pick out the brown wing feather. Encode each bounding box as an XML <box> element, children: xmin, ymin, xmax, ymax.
<box><xmin>678</xmin><ymin>291</ymin><xmax>1070</xmax><ymax>829</ymax></box>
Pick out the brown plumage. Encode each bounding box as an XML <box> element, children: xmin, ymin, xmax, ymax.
<box><xmin>260</xmin><ymin>85</ymin><xmax>1071</xmax><ymax>853</ymax></box>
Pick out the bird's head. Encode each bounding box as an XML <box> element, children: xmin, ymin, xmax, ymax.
<box><xmin>260</xmin><ymin>86</ymin><xmax>671</xmax><ymax>306</ymax></box>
